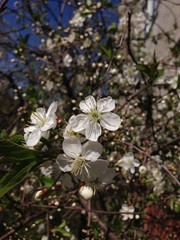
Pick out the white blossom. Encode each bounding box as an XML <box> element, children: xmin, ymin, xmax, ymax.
<box><xmin>24</xmin><ymin>101</ymin><xmax>58</xmax><ymax>147</ymax></box>
<box><xmin>139</xmin><ymin>165</ymin><xmax>147</xmax><ymax>175</ymax></box>
<box><xmin>117</xmin><ymin>152</ymin><xmax>140</xmax><ymax>174</ymax></box>
<box><xmin>70</xmin><ymin>95</ymin><xmax>122</xmax><ymax>141</ymax></box>
<box><xmin>120</xmin><ymin>204</ymin><xmax>135</xmax><ymax>221</ymax></box>
<box><xmin>63</xmin><ymin>53</ymin><xmax>73</xmax><ymax>67</ymax></box>
<box><xmin>56</xmin><ymin>137</ymin><xmax>103</xmax><ymax>177</ymax></box>
<box><xmin>69</xmin><ymin>12</ymin><xmax>85</xmax><ymax>27</ymax></box>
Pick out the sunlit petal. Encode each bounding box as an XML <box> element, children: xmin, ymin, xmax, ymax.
<box><xmin>82</xmin><ymin>141</ymin><xmax>102</xmax><ymax>161</ymax></box>
<box><xmin>79</xmin><ymin>95</ymin><xmax>96</xmax><ymax>113</ymax></box>
<box><xmin>25</xmin><ymin>129</ymin><xmax>42</xmax><ymax>147</ymax></box>
<box><xmin>62</xmin><ymin>137</ymin><xmax>82</xmax><ymax>158</ymax></box>
<box><xmin>85</xmin><ymin>122</ymin><xmax>101</xmax><ymax>141</ymax></box>
<box><xmin>97</xmin><ymin>96</ymin><xmax>115</xmax><ymax>112</ymax></box>
<box><xmin>71</xmin><ymin>114</ymin><xmax>90</xmax><ymax>132</ymax></box>
<box><xmin>46</xmin><ymin>101</ymin><xmax>58</xmax><ymax>117</ymax></box>
<box><xmin>100</xmin><ymin>112</ymin><xmax>121</xmax><ymax>131</ymax></box>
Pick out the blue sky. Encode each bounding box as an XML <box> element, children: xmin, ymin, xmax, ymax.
<box><xmin>1</xmin><ymin>0</ymin><xmax>120</xmax><ymax>51</ymax></box>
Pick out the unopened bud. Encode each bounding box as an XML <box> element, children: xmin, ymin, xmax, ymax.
<box><xmin>139</xmin><ymin>166</ymin><xmax>147</xmax><ymax>175</ymax></box>
<box><xmin>34</xmin><ymin>188</ymin><xmax>48</xmax><ymax>200</ymax></box>
<box><xmin>79</xmin><ymin>186</ymin><xmax>94</xmax><ymax>200</ymax></box>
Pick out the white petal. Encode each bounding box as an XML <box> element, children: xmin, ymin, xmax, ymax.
<box><xmin>41</xmin><ymin>115</ymin><xmax>57</xmax><ymax>131</ymax></box>
<box><xmin>62</xmin><ymin>137</ymin><xmax>82</xmax><ymax>158</ymax></box>
<box><xmin>25</xmin><ymin>129</ymin><xmax>42</xmax><ymax>147</ymax></box>
<box><xmin>85</xmin><ymin>122</ymin><xmax>101</xmax><ymax>141</ymax></box>
<box><xmin>100</xmin><ymin>113</ymin><xmax>121</xmax><ymax>131</ymax></box>
<box><xmin>79</xmin><ymin>95</ymin><xmax>96</xmax><ymax>113</ymax></box>
<box><xmin>30</xmin><ymin>108</ymin><xmax>46</xmax><ymax>125</ymax></box>
<box><xmin>56</xmin><ymin>154</ymin><xmax>73</xmax><ymax>172</ymax></box>
<box><xmin>46</xmin><ymin>101</ymin><xmax>58</xmax><ymax>117</ymax></box>
<box><xmin>130</xmin><ymin>167</ymin><xmax>136</xmax><ymax>174</ymax></box>
<box><xmin>24</xmin><ymin>125</ymin><xmax>36</xmax><ymax>133</ymax></box>
<box><xmin>68</xmin><ymin>115</ymin><xmax>76</xmax><ymax>124</ymax></box>
<box><xmin>71</xmin><ymin>114</ymin><xmax>90</xmax><ymax>132</ymax></box>
<box><xmin>134</xmin><ymin>159</ymin><xmax>140</xmax><ymax>167</ymax></box>
<box><xmin>97</xmin><ymin>96</ymin><xmax>115</xmax><ymax>113</ymax></box>
<box><xmin>82</xmin><ymin>141</ymin><xmax>102</xmax><ymax>161</ymax></box>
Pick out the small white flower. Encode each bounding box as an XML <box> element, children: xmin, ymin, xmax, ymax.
<box><xmin>151</xmin><ymin>168</ymin><xmax>163</xmax><ymax>182</ymax></box>
<box><xmin>24</xmin><ymin>101</ymin><xmax>58</xmax><ymax>147</ymax></box>
<box><xmin>70</xmin><ymin>95</ymin><xmax>122</xmax><ymax>141</ymax></box>
<box><xmin>120</xmin><ymin>204</ymin><xmax>135</xmax><ymax>221</ymax></box>
<box><xmin>63</xmin><ymin>53</ymin><xmax>73</xmax><ymax>67</ymax></box>
<box><xmin>69</xmin><ymin>12</ymin><xmax>85</xmax><ymax>27</ymax></box>
<box><xmin>117</xmin><ymin>152</ymin><xmax>140</xmax><ymax>174</ymax></box>
<box><xmin>139</xmin><ymin>165</ymin><xmax>147</xmax><ymax>175</ymax></box>
<box><xmin>56</xmin><ymin>137</ymin><xmax>103</xmax><ymax>177</ymax></box>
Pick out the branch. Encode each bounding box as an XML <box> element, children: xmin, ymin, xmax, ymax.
<box><xmin>0</xmin><ymin>211</ymin><xmax>46</xmax><ymax>240</ymax></box>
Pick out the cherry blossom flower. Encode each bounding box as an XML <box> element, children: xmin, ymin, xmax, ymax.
<box><xmin>63</xmin><ymin>53</ymin><xmax>73</xmax><ymax>67</ymax></box>
<box><xmin>120</xmin><ymin>204</ymin><xmax>135</xmax><ymax>221</ymax></box>
<box><xmin>56</xmin><ymin>137</ymin><xmax>103</xmax><ymax>177</ymax></box>
<box><xmin>24</xmin><ymin>101</ymin><xmax>58</xmax><ymax>147</ymax></box>
<box><xmin>69</xmin><ymin>11</ymin><xmax>85</xmax><ymax>27</ymax></box>
<box><xmin>117</xmin><ymin>152</ymin><xmax>140</xmax><ymax>174</ymax></box>
<box><xmin>70</xmin><ymin>95</ymin><xmax>122</xmax><ymax>141</ymax></box>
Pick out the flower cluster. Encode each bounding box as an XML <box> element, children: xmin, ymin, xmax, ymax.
<box><xmin>56</xmin><ymin>95</ymin><xmax>120</xmax><ymax>195</ymax></box>
<box><xmin>24</xmin><ymin>95</ymin><xmax>120</xmax><ymax>197</ymax></box>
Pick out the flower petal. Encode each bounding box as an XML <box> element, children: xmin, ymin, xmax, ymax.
<box><xmin>30</xmin><ymin>108</ymin><xmax>46</xmax><ymax>125</ymax></box>
<box><xmin>85</xmin><ymin>122</ymin><xmax>101</xmax><ymax>141</ymax></box>
<box><xmin>56</xmin><ymin>154</ymin><xmax>73</xmax><ymax>172</ymax></box>
<box><xmin>24</xmin><ymin>125</ymin><xmax>36</xmax><ymax>133</ymax></box>
<box><xmin>100</xmin><ymin>113</ymin><xmax>121</xmax><ymax>131</ymax></box>
<box><xmin>79</xmin><ymin>95</ymin><xmax>96</xmax><ymax>113</ymax></box>
<box><xmin>41</xmin><ymin>115</ymin><xmax>57</xmax><ymax>131</ymax></box>
<box><xmin>97</xmin><ymin>96</ymin><xmax>115</xmax><ymax>113</ymax></box>
<box><xmin>62</xmin><ymin>137</ymin><xmax>82</xmax><ymax>158</ymax></box>
<box><xmin>25</xmin><ymin>129</ymin><xmax>42</xmax><ymax>147</ymax></box>
<box><xmin>82</xmin><ymin>141</ymin><xmax>102</xmax><ymax>161</ymax></box>
<box><xmin>70</xmin><ymin>114</ymin><xmax>90</xmax><ymax>132</ymax></box>
<box><xmin>46</xmin><ymin>101</ymin><xmax>58</xmax><ymax>117</ymax></box>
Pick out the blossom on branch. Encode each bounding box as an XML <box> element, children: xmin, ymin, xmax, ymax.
<box><xmin>56</xmin><ymin>137</ymin><xmax>103</xmax><ymax>177</ymax></box>
<box><xmin>70</xmin><ymin>95</ymin><xmax>122</xmax><ymax>141</ymax></box>
<box><xmin>24</xmin><ymin>101</ymin><xmax>58</xmax><ymax>147</ymax></box>
<box><xmin>116</xmin><ymin>152</ymin><xmax>140</xmax><ymax>174</ymax></box>
<box><xmin>120</xmin><ymin>204</ymin><xmax>135</xmax><ymax>221</ymax></box>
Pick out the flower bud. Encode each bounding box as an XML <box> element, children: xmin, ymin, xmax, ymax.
<box><xmin>139</xmin><ymin>166</ymin><xmax>147</xmax><ymax>175</ymax></box>
<box><xmin>34</xmin><ymin>188</ymin><xmax>48</xmax><ymax>200</ymax></box>
<box><xmin>79</xmin><ymin>186</ymin><xmax>94</xmax><ymax>200</ymax></box>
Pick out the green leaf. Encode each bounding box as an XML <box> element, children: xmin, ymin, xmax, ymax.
<box><xmin>0</xmin><ymin>160</ymin><xmax>37</xmax><ymax>198</ymax></box>
<box><xmin>0</xmin><ymin>139</ymin><xmax>37</xmax><ymax>163</ymax></box>
<box><xmin>136</xmin><ymin>64</ymin><xmax>150</xmax><ymax>73</ymax></box>
<box><xmin>40</xmin><ymin>176</ymin><xmax>54</xmax><ymax>188</ymax></box>
<box><xmin>107</xmin><ymin>22</ymin><xmax>117</xmax><ymax>33</ymax></box>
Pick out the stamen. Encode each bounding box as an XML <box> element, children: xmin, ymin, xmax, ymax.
<box><xmin>89</xmin><ymin>109</ymin><xmax>101</xmax><ymax>122</ymax></box>
<box><xmin>71</xmin><ymin>157</ymin><xmax>90</xmax><ymax>176</ymax></box>
<box><xmin>32</xmin><ymin>112</ymin><xmax>45</xmax><ymax>125</ymax></box>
